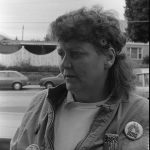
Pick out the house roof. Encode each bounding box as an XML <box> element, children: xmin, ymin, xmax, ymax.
<box><xmin>126</xmin><ymin>42</ymin><xmax>149</xmax><ymax>46</ymax></box>
<box><xmin>0</xmin><ymin>34</ymin><xmax>11</xmax><ymax>41</ymax></box>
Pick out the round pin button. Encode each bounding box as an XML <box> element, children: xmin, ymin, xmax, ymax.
<box><xmin>26</xmin><ymin>144</ymin><xmax>40</xmax><ymax>150</ymax></box>
<box><xmin>125</xmin><ymin>121</ymin><xmax>143</xmax><ymax>140</ymax></box>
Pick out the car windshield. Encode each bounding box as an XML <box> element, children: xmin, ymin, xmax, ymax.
<box><xmin>57</xmin><ymin>73</ymin><xmax>63</xmax><ymax>78</ymax></box>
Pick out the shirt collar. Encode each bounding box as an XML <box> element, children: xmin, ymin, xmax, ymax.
<box><xmin>65</xmin><ymin>91</ymin><xmax>110</xmax><ymax>108</ymax></box>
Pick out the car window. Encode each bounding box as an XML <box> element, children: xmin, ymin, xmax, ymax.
<box><xmin>135</xmin><ymin>74</ymin><xmax>143</xmax><ymax>87</ymax></box>
<box><xmin>7</xmin><ymin>72</ymin><xmax>22</xmax><ymax>78</ymax></box>
<box><xmin>144</xmin><ymin>73</ymin><xmax>149</xmax><ymax>87</ymax></box>
<box><xmin>0</xmin><ymin>72</ymin><xmax>8</xmax><ymax>77</ymax></box>
<box><xmin>57</xmin><ymin>73</ymin><xmax>63</xmax><ymax>78</ymax></box>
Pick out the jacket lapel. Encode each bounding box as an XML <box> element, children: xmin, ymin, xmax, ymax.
<box><xmin>75</xmin><ymin>98</ymin><xmax>121</xmax><ymax>150</ymax></box>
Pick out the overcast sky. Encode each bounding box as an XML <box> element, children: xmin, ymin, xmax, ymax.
<box><xmin>0</xmin><ymin>0</ymin><xmax>126</xmax><ymax>40</ymax></box>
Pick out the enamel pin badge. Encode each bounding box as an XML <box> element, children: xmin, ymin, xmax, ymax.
<box><xmin>26</xmin><ymin>144</ymin><xmax>40</xmax><ymax>150</ymax></box>
<box><xmin>104</xmin><ymin>133</ymin><xmax>119</xmax><ymax>150</ymax></box>
<box><xmin>125</xmin><ymin>121</ymin><xmax>143</xmax><ymax>140</ymax></box>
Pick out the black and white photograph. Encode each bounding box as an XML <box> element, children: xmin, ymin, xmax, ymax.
<box><xmin>0</xmin><ymin>0</ymin><xmax>149</xmax><ymax>150</ymax></box>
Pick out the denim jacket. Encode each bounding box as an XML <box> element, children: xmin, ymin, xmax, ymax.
<box><xmin>10</xmin><ymin>84</ymin><xmax>149</xmax><ymax>150</ymax></box>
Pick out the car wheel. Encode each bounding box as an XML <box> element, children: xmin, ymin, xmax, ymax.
<box><xmin>13</xmin><ymin>82</ymin><xmax>22</xmax><ymax>90</ymax></box>
<box><xmin>45</xmin><ymin>82</ymin><xmax>54</xmax><ymax>89</ymax></box>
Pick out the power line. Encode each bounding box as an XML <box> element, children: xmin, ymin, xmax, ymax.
<box><xmin>0</xmin><ymin>21</ymin><xmax>50</xmax><ymax>23</ymax></box>
<box><xmin>128</xmin><ymin>20</ymin><xmax>149</xmax><ymax>23</ymax></box>
<box><xmin>0</xmin><ymin>21</ymin><xmax>149</xmax><ymax>23</ymax></box>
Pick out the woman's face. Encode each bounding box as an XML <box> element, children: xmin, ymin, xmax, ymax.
<box><xmin>57</xmin><ymin>40</ymin><xmax>108</xmax><ymax>94</ymax></box>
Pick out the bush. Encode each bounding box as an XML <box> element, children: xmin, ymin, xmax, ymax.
<box><xmin>0</xmin><ymin>64</ymin><xmax>6</xmax><ymax>70</ymax></box>
<box><xmin>143</xmin><ymin>55</ymin><xmax>149</xmax><ymax>65</ymax></box>
<box><xmin>0</xmin><ymin>62</ymin><xmax>59</xmax><ymax>73</ymax></box>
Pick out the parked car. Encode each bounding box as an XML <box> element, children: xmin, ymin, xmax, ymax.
<box><xmin>134</xmin><ymin>68</ymin><xmax>149</xmax><ymax>99</ymax></box>
<box><xmin>0</xmin><ymin>70</ymin><xmax>30</xmax><ymax>90</ymax></box>
<box><xmin>39</xmin><ymin>73</ymin><xmax>64</xmax><ymax>88</ymax></box>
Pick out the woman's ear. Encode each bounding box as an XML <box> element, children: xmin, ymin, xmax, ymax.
<box><xmin>104</xmin><ymin>48</ymin><xmax>116</xmax><ymax>69</ymax></box>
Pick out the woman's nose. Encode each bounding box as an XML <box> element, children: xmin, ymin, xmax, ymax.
<box><xmin>60</xmin><ymin>55</ymin><xmax>72</xmax><ymax>69</ymax></box>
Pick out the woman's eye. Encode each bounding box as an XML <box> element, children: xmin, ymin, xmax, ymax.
<box><xmin>58</xmin><ymin>50</ymin><xmax>65</xmax><ymax>58</ymax></box>
<box><xmin>70</xmin><ymin>51</ymin><xmax>83</xmax><ymax>59</ymax></box>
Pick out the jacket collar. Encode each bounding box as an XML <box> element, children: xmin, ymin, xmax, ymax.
<box><xmin>47</xmin><ymin>83</ymin><xmax>129</xmax><ymax>110</ymax></box>
<box><xmin>47</xmin><ymin>83</ymin><xmax>67</xmax><ymax>110</ymax></box>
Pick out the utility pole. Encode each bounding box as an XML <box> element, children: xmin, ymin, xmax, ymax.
<box><xmin>22</xmin><ymin>25</ymin><xmax>24</xmax><ymax>41</ymax></box>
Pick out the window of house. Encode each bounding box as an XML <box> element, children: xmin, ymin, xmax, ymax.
<box><xmin>135</xmin><ymin>74</ymin><xmax>143</xmax><ymax>87</ymax></box>
<box><xmin>144</xmin><ymin>73</ymin><xmax>149</xmax><ymax>87</ymax></box>
<box><xmin>126</xmin><ymin>47</ymin><xmax>143</xmax><ymax>60</ymax></box>
<box><xmin>131</xmin><ymin>48</ymin><xmax>138</xmax><ymax>59</ymax></box>
<box><xmin>126</xmin><ymin>48</ymin><xmax>131</xmax><ymax>57</ymax></box>
<box><xmin>138</xmin><ymin>48</ymin><xmax>142</xmax><ymax>59</ymax></box>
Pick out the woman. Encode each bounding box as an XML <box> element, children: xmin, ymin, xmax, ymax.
<box><xmin>11</xmin><ymin>6</ymin><xmax>149</xmax><ymax>150</ymax></box>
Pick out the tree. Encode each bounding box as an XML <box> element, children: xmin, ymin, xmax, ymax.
<box><xmin>44</xmin><ymin>35</ymin><xmax>50</xmax><ymax>41</ymax></box>
<box><xmin>143</xmin><ymin>55</ymin><xmax>149</xmax><ymax>64</ymax></box>
<box><xmin>15</xmin><ymin>36</ymin><xmax>18</xmax><ymax>40</ymax></box>
<box><xmin>125</xmin><ymin>0</ymin><xmax>149</xmax><ymax>42</ymax></box>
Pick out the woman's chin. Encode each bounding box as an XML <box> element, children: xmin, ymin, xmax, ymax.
<box><xmin>66</xmin><ymin>82</ymin><xmax>79</xmax><ymax>93</ymax></box>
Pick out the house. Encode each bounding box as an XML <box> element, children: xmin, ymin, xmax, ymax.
<box><xmin>0</xmin><ymin>34</ymin><xmax>11</xmax><ymax>41</ymax></box>
<box><xmin>122</xmin><ymin>42</ymin><xmax>149</xmax><ymax>64</ymax></box>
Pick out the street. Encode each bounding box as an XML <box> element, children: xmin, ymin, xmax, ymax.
<box><xmin>0</xmin><ymin>85</ymin><xmax>44</xmax><ymax>138</ymax></box>
<box><xmin>0</xmin><ymin>85</ymin><xmax>44</xmax><ymax>113</ymax></box>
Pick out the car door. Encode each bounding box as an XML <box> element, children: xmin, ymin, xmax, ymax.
<box><xmin>7</xmin><ymin>72</ymin><xmax>21</xmax><ymax>85</ymax></box>
<box><xmin>0</xmin><ymin>72</ymin><xmax>9</xmax><ymax>88</ymax></box>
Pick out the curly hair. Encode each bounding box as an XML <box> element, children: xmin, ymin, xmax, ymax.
<box><xmin>49</xmin><ymin>6</ymin><xmax>135</xmax><ymax>99</ymax></box>
<box><xmin>50</xmin><ymin>6</ymin><xmax>126</xmax><ymax>54</ymax></box>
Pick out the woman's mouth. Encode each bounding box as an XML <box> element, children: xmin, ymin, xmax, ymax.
<box><xmin>64</xmin><ymin>75</ymin><xmax>77</xmax><ymax>81</ymax></box>
<box><xmin>64</xmin><ymin>75</ymin><xmax>75</xmax><ymax>78</ymax></box>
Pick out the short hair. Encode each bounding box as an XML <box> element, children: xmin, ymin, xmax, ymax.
<box><xmin>49</xmin><ymin>6</ymin><xmax>135</xmax><ymax>100</ymax></box>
